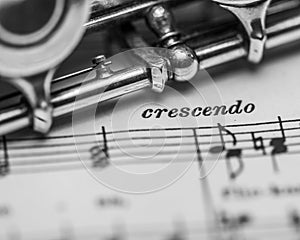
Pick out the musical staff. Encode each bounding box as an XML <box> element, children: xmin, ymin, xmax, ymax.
<box><xmin>2</xmin><ymin>116</ymin><xmax>300</xmax><ymax>176</ymax></box>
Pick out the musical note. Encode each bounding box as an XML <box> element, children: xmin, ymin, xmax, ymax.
<box><xmin>89</xmin><ymin>126</ymin><xmax>110</xmax><ymax>168</ymax></box>
<box><xmin>225</xmin><ymin>149</ymin><xmax>244</xmax><ymax>180</ymax></box>
<box><xmin>270</xmin><ymin>116</ymin><xmax>287</xmax><ymax>154</ymax></box>
<box><xmin>269</xmin><ymin>116</ymin><xmax>288</xmax><ymax>172</ymax></box>
<box><xmin>209</xmin><ymin>124</ymin><xmax>243</xmax><ymax>179</ymax></box>
<box><xmin>209</xmin><ymin>124</ymin><xmax>238</xmax><ymax>153</ymax></box>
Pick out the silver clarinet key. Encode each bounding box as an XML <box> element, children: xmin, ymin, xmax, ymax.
<box><xmin>0</xmin><ymin>0</ymin><xmax>89</xmax><ymax>133</ymax></box>
<box><xmin>213</xmin><ymin>0</ymin><xmax>271</xmax><ymax>63</ymax></box>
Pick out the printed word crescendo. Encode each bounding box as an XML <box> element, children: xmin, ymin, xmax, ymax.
<box><xmin>141</xmin><ymin>100</ymin><xmax>255</xmax><ymax>119</ymax></box>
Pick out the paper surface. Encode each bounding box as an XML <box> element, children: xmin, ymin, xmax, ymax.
<box><xmin>0</xmin><ymin>43</ymin><xmax>300</xmax><ymax>239</ymax></box>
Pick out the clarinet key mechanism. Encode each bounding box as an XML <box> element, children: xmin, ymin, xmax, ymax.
<box><xmin>0</xmin><ymin>0</ymin><xmax>300</xmax><ymax>135</ymax></box>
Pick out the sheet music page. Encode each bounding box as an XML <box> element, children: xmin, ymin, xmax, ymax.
<box><xmin>1</xmin><ymin>41</ymin><xmax>300</xmax><ymax>240</ymax></box>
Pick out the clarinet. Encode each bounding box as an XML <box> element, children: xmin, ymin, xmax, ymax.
<box><xmin>0</xmin><ymin>0</ymin><xmax>299</xmax><ymax>135</ymax></box>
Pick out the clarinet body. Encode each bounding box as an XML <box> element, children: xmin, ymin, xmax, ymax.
<box><xmin>0</xmin><ymin>0</ymin><xmax>300</xmax><ymax>135</ymax></box>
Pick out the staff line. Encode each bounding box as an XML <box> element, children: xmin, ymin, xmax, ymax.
<box><xmin>3</xmin><ymin>131</ymin><xmax>300</xmax><ymax>151</ymax></box>
<box><xmin>8</xmin><ymin>148</ymin><xmax>300</xmax><ymax>174</ymax></box>
<box><xmin>6</xmin><ymin>140</ymin><xmax>300</xmax><ymax>167</ymax></box>
<box><xmin>3</xmin><ymin>117</ymin><xmax>300</xmax><ymax>142</ymax></box>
